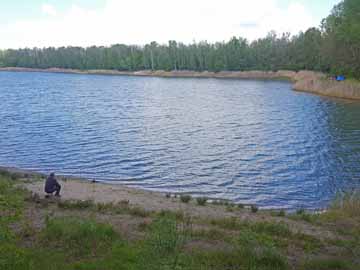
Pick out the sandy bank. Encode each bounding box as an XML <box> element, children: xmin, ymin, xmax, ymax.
<box><xmin>0</xmin><ymin>166</ymin><xmax>252</xmax><ymax>219</ymax></box>
<box><xmin>1</xmin><ymin>67</ymin><xmax>360</xmax><ymax>100</ymax></box>
<box><xmin>293</xmin><ymin>71</ymin><xmax>360</xmax><ymax>100</ymax></box>
<box><xmin>0</xmin><ymin>67</ymin><xmax>296</xmax><ymax>80</ymax></box>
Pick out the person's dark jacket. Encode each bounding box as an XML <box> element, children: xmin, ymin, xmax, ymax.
<box><xmin>45</xmin><ymin>175</ymin><xmax>60</xmax><ymax>193</ymax></box>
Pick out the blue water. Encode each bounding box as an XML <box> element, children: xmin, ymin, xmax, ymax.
<box><xmin>1</xmin><ymin>71</ymin><xmax>360</xmax><ymax>209</ymax></box>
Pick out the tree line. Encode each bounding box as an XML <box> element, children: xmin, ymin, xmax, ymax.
<box><xmin>0</xmin><ymin>0</ymin><xmax>359</xmax><ymax>79</ymax></box>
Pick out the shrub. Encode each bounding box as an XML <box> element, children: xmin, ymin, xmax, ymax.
<box><xmin>296</xmin><ymin>208</ymin><xmax>305</xmax><ymax>215</ymax></box>
<box><xmin>180</xmin><ymin>194</ymin><xmax>191</xmax><ymax>203</ymax></box>
<box><xmin>196</xmin><ymin>197</ymin><xmax>207</xmax><ymax>206</ymax></box>
<box><xmin>237</xmin><ymin>203</ymin><xmax>244</xmax><ymax>209</ymax></box>
<box><xmin>251</xmin><ymin>205</ymin><xmax>259</xmax><ymax>213</ymax></box>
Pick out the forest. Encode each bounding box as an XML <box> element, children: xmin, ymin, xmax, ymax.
<box><xmin>0</xmin><ymin>0</ymin><xmax>359</xmax><ymax>79</ymax></box>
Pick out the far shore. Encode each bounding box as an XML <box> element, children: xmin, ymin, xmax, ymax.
<box><xmin>1</xmin><ymin>67</ymin><xmax>360</xmax><ymax>100</ymax></box>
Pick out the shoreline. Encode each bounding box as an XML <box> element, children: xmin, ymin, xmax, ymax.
<box><xmin>1</xmin><ymin>67</ymin><xmax>360</xmax><ymax>100</ymax></box>
<box><xmin>0</xmin><ymin>166</ymin><xmax>258</xmax><ymax>219</ymax></box>
<box><xmin>1</xmin><ymin>165</ymin><xmax>325</xmax><ymax>214</ymax></box>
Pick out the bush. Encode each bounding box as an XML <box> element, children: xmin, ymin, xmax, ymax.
<box><xmin>180</xmin><ymin>194</ymin><xmax>192</xmax><ymax>203</ymax></box>
<box><xmin>251</xmin><ymin>205</ymin><xmax>259</xmax><ymax>213</ymax></box>
<box><xmin>296</xmin><ymin>208</ymin><xmax>305</xmax><ymax>215</ymax></box>
<box><xmin>196</xmin><ymin>197</ymin><xmax>207</xmax><ymax>206</ymax></box>
<box><xmin>237</xmin><ymin>203</ymin><xmax>244</xmax><ymax>209</ymax></box>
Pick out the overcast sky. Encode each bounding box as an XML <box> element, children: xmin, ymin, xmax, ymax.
<box><xmin>0</xmin><ymin>0</ymin><xmax>341</xmax><ymax>49</ymax></box>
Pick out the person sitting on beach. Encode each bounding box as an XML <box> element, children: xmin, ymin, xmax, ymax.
<box><xmin>45</xmin><ymin>172</ymin><xmax>61</xmax><ymax>197</ymax></box>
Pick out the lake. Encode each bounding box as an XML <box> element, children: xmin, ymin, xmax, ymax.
<box><xmin>1</xmin><ymin>71</ymin><xmax>360</xmax><ymax>209</ymax></box>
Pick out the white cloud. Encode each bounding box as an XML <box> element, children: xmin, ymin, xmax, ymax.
<box><xmin>41</xmin><ymin>3</ymin><xmax>57</xmax><ymax>16</ymax></box>
<box><xmin>0</xmin><ymin>0</ymin><xmax>317</xmax><ymax>49</ymax></box>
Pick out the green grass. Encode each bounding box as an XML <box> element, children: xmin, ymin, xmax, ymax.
<box><xmin>189</xmin><ymin>238</ymin><xmax>288</xmax><ymax>270</ymax></box>
<box><xmin>41</xmin><ymin>217</ymin><xmax>118</xmax><ymax>258</ymax></box>
<box><xmin>192</xmin><ymin>228</ymin><xmax>228</xmax><ymax>241</ymax></box>
<box><xmin>302</xmin><ymin>258</ymin><xmax>351</xmax><ymax>270</ymax></box>
<box><xmin>209</xmin><ymin>218</ymin><xmax>291</xmax><ymax>237</ymax></box>
<box><xmin>1</xmin><ymin>171</ymin><xmax>360</xmax><ymax>270</ymax></box>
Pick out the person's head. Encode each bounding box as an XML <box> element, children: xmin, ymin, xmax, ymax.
<box><xmin>50</xmin><ymin>172</ymin><xmax>55</xmax><ymax>178</ymax></box>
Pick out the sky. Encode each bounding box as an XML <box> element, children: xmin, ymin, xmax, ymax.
<box><xmin>0</xmin><ymin>0</ymin><xmax>342</xmax><ymax>49</ymax></box>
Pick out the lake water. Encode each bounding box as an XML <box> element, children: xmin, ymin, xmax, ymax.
<box><xmin>1</xmin><ymin>71</ymin><xmax>360</xmax><ymax>209</ymax></box>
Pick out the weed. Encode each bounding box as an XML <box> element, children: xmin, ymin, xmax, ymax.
<box><xmin>192</xmin><ymin>228</ymin><xmax>227</xmax><ymax>241</ymax></box>
<box><xmin>57</xmin><ymin>199</ymin><xmax>94</xmax><ymax>210</ymax></box>
<box><xmin>95</xmin><ymin>201</ymin><xmax>115</xmax><ymax>212</ymax></box>
<box><xmin>329</xmin><ymin>191</ymin><xmax>360</xmax><ymax>218</ymax></box>
<box><xmin>158</xmin><ymin>209</ymin><xmax>185</xmax><ymax>221</ymax></box>
<box><xmin>19</xmin><ymin>220</ymin><xmax>36</xmax><ymax>239</ymax></box>
<box><xmin>41</xmin><ymin>217</ymin><xmax>118</xmax><ymax>258</ymax></box>
<box><xmin>251</xmin><ymin>204</ymin><xmax>259</xmax><ymax>213</ymax></box>
<box><xmin>128</xmin><ymin>206</ymin><xmax>151</xmax><ymax>217</ymax></box>
<box><xmin>139</xmin><ymin>214</ymin><xmax>192</xmax><ymax>269</ymax></box>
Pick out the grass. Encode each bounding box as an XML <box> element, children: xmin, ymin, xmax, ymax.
<box><xmin>41</xmin><ymin>217</ymin><xmax>118</xmax><ymax>258</ymax></box>
<box><xmin>57</xmin><ymin>199</ymin><xmax>94</xmax><ymax>209</ymax></box>
<box><xmin>328</xmin><ymin>191</ymin><xmax>360</xmax><ymax>218</ymax></box>
<box><xmin>209</xmin><ymin>218</ymin><xmax>292</xmax><ymax>237</ymax></box>
<box><xmin>55</xmin><ymin>197</ymin><xmax>151</xmax><ymax>217</ymax></box>
<box><xmin>302</xmin><ymin>258</ymin><xmax>351</xmax><ymax>270</ymax></box>
<box><xmin>1</xmin><ymin>170</ymin><xmax>360</xmax><ymax>270</ymax></box>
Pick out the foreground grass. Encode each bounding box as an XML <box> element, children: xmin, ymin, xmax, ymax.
<box><xmin>0</xmin><ymin>170</ymin><xmax>359</xmax><ymax>270</ymax></box>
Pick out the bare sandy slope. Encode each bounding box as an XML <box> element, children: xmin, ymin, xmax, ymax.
<box><xmin>24</xmin><ymin>178</ymin><xmax>252</xmax><ymax>220</ymax></box>
<box><xmin>0</xmin><ymin>165</ymin><xmax>337</xmax><ymax>239</ymax></box>
<box><xmin>21</xmin><ymin>177</ymin><xmax>337</xmax><ymax>240</ymax></box>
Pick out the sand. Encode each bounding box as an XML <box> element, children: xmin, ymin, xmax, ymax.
<box><xmin>1</xmin><ymin>67</ymin><xmax>360</xmax><ymax>100</ymax></box>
